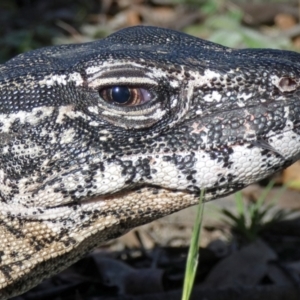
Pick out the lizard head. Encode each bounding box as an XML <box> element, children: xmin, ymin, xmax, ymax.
<box><xmin>0</xmin><ymin>26</ymin><xmax>300</xmax><ymax>297</ymax></box>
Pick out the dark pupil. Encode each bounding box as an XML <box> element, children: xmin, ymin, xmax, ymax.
<box><xmin>111</xmin><ymin>86</ymin><xmax>130</xmax><ymax>104</ymax></box>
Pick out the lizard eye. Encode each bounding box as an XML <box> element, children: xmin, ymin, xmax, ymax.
<box><xmin>99</xmin><ymin>86</ymin><xmax>152</xmax><ymax>106</ymax></box>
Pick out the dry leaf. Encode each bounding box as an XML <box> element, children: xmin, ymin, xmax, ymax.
<box><xmin>201</xmin><ymin>239</ymin><xmax>277</xmax><ymax>288</ymax></box>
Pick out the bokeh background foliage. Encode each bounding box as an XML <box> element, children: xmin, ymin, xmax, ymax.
<box><xmin>0</xmin><ymin>0</ymin><xmax>298</xmax><ymax>64</ymax></box>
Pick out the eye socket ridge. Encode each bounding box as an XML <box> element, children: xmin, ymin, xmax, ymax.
<box><xmin>99</xmin><ymin>85</ymin><xmax>154</xmax><ymax>107</ymax></box>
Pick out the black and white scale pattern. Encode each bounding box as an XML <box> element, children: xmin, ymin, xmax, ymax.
<box><xmin>0</xmin><ymin>26</ymin><xmax>300</xmax><ymax>298</ymax></box>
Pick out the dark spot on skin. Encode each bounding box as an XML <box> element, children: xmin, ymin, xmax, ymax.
<box><xmin>152</xmin><ymin>189</ymin><xmax>159</xmax><ymax>195</ymax></box>
<box><xmin>0</xmin><ymin>265</ymin><xmax>13</xmax><ymax>280</ymax></box>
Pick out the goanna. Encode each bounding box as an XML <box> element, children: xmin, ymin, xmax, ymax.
<box><xmin>0</xmin><ymin>26</ymin><xmax>300</xmax><ymax>298</ymax></box>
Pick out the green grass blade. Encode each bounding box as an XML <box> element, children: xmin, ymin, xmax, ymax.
<box><xmin>252</xmin><ymin>180</ymin><xmax>275</xmax><ymax>213</ymax></box>
<box><xmin>235</xmin><ymin>191</ymin><xmax>245</xmax><ymax>217</ymax></box>
<box><xmin>181</xmin><ymin>189</ymin><xmax>205</xmax><ymax>300</ymax></box>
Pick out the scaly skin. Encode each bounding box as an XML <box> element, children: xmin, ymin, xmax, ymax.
<box><xmin>0</xmin><ymin>26</ymin><xmax>300</xmax><ymax>298</ymax></box>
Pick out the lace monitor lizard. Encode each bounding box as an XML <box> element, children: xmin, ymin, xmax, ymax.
<box><xmin>0</xmin><ymin>26</ymin><xmax>300</xmax><ymax>298</ymax></box>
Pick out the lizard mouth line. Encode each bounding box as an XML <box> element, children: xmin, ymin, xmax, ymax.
<box><xmin>77</xmin><ymin>184</ymin><xmax>200</xmax><ymax>206</ymax></box>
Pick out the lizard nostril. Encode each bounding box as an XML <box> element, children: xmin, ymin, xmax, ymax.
<box><xmin>278</xmin><ymin>77</ymin><xmax>297</xmax><ymax>92</ymax></box>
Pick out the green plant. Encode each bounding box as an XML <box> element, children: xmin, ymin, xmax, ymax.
<box><xmin>182</xmin><ymin>189</ymin><xmax>205</xmax><ymax>300</ymax></box>
<box><xmin>221</xmin><ymin>181</ymin><xmax>293</xmax><ymax>242</ymax></box>
<box><xmin>184</xmin><ymin>0</ymin><xmax>293</xmax><ymax>50</ymax></box>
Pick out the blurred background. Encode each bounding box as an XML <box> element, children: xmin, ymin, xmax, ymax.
<box><xmin>1</xmin><ymin>0</ymin><xmax>300</xmax><ymax>62</ymax></box>
<box><xmin>3</xmin><ymin>0</ymin><xmax>300</xmax><ymax>299</ymax></box>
